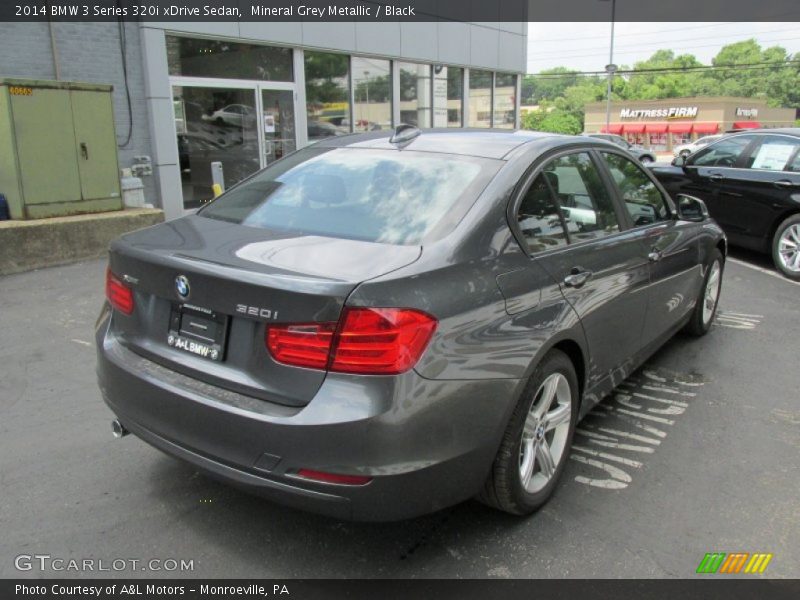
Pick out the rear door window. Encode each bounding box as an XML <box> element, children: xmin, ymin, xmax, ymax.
<box><xmin>745</xmin><ymin>135</ymin><xmax>800</xmax><ymax>171</ymax></box>
<box><xmin>199</xmin><ymin>148</ymin><xmax>499</xmax><ymax>245</ymax></box>
<box><xmin>546</xmin><ymin>152</ymin><xmax>621</xmax><ymax>241</ymax></box>
<box><xmin>600</xmin><ymin>152</ymin><xmax>671</xmax><ymax>226</ymax></box>
<box><xmin>690</xmin><ymin>135</ymin><xmax>755</xmax><ymax>168</ymax></box>
<box><xmin>515</xmin><ymin>173</ymin><xmax>570</xmax><ymax>253</ymax></box>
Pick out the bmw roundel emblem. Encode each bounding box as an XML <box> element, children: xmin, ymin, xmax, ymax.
<box><xmin>175</xmin><ymin>275</ymin><xmax>190</xmax><ymax>298</ymax></box>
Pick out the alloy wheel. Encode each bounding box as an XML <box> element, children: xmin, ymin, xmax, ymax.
<box><xmin>518</xmin><ymin>372</ymin><xmax>572</xmax><ymax>494</ymax></box>
<box><xmin>703</xmin><ymin>260</ymin><xmax>722</xmax><ymax>325</ymax></box>
<box><xmin>777</xmin><ymin>224</ymin><xmax>800</xmax><ymax>273</ymax></box>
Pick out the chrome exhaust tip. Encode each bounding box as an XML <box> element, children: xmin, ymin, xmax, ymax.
<box><xmin>111</xmin><ymin>419</ymin><xmax>129</xmax><ymax>439</ymax></box>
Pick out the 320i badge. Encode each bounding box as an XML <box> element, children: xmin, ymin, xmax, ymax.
<box><xmin>97</xmin><ymin>126</ymin><xmax>726</xmax><ymax>521</ymax></box>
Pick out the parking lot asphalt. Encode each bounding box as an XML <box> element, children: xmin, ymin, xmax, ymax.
<box><xmin>1</xmin><ymin>254</ymin><xmax>797</xmax><ymax>579</ymax></box>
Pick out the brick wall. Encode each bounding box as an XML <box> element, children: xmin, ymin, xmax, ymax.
<box><xmin>0</xmin><ymin>22</ymin><xmax>157</xmax><ymax>206</ymax></box>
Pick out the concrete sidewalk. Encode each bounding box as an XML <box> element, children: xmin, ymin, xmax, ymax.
<box><xmin>0</xmin><ymin>207</ymin><xmax>163</xmax><ymax>275</ymax></box>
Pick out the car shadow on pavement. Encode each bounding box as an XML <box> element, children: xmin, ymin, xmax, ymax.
<box><xmin>139</xmin><ymin>333</ymin><xmax>700</xmax><ymax>578</ymax></box>
<box><xmin>143</xmin><ymin>448</ymin><xmax>540</xmax><ymax>577</ymax></box>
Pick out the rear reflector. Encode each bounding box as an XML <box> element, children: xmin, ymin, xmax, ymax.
<box><xmin>105</xmin><ymin>268</ymin><xmax>134</xmax><ymax>315</ymax></box>
<box><xmin>266</xmin><ymin>307</ymin><xmax>437</xmax><ymax>375</ymax></box>
<box><xmin>296</xmin><ymin>469</ymin><xmax>372</xmax><ymax>486</ymax></box>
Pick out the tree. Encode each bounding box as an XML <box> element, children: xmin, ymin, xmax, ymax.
<box><xmin>521</xmin><ymin>104</ymin><xmax>582</xmax><ymax>134</ymax></box>
<box><xmin>523</xmin><ymin>40</ymin><xmax>799</xmax><ymax>127</ymax></box>
<box><xmin>522</xmin><ymin>67</ymin><xmax>581</xmax><ymax>104</ymax></box>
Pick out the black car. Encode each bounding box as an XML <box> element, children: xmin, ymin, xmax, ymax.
<box><xmin>98</xmin><ymin>127</ymin><xmax>725</xmax><ymax>520</ymax></box>
<box><xmin>649</xmin><ymin>129</ymin><xmax>800</xmax><ymax>280</ymax></box>
<box><xmin>587</xmin><ymin>133</ymin><xmax>656</xmax><ymax>164</ymax></box>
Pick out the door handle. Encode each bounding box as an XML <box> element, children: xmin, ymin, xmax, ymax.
<box><xmin>773</xmin><ymin>180</ymin><xmax>795</xmax><ymax>189</ymax></box>
<box><xmin>563</xmin><ymin>268</ymin><xmax>593</xmax><ymax>288</ymax></box>
<box><xmin>708</xmin><ymin>173</ymin><xmax>724</xmax><ymax>182</ymax></box>
<box><xmin>648</xmin><ymin>250</ymin><xmax>663</xmax><ymax>263</ymax></box>
<box><xmin>80</xmin><ymin>142</ymin><xmax>89</xmax><ymax>160</ymax></box>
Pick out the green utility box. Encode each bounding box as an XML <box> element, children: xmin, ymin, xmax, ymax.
<box><xmin>0</xmin><ymin>78</ymin><xmax>122</xmax><ymax>219</ymax></box>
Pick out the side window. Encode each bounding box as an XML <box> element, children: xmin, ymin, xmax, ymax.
<box><xmin>787</xmin><ymin>151</ymin><xmax>800</xmax><ymax>173</ymax></box>
<box><xmin>547</xmin><ymin>152</ymin><xmax>620</xmax><ymax>241</ymax></box>
<box><xmin>516</xmin><ymin>172</ymin><xmax>569</xmax><ymax>254</ymax></box>
<box><xmin>600</xmin><ymin>152</ymin><xmax>671</xmax><ymax>226</ymax></box>
<box><xmin>690</xmin><ymin>135</ymin><xmax>754</xmax><ymax>168</ymax></box>
<box><xmin>746</xmin><ymin>135</ymin><xmax>800</xmax><ymax>171</ymax></box>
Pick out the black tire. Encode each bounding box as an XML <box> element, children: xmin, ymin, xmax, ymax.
<box><xmin>640</xmin><ymin>155</ymin><xmax>655</xmax><ymax>165</ymax></box>
<box><xmin>478</xmin><ymin>349</ymin><xmax>579</xmax><ymax>516</ymax></box>
<box><xmin>771</xmin><ymin>214</ymin><xmax>800</xmax><ymax>281</ymax></box>
<box><xmin>684</xmin><ymin>248</ymin><xmax>724</xmax><ymax>336</ymax></box>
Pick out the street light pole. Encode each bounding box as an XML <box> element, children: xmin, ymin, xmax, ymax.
<box><xmin>604</xmin><ymin>0</ymin><xmax>617</xmax><ymax>133</ymax></box>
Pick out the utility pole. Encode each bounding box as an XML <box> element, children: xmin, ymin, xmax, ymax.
<box><xmin>603</xmin><ymin>0</ymin><xmax>617</xmax><ymax>132</ymax></box>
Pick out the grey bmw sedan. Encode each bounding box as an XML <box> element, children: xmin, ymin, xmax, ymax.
<box><xmin>97</xmin><ymin>127</ymin><xmax>726</xmax><ymax>520</ymax></box>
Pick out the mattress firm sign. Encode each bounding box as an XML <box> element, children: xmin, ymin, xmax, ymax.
<box><xmin>619</xmin><ymin>106</ymin><xmax>698</xmax><ymax>119</ymax></box>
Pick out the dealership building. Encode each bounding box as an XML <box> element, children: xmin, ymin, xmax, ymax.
<box><xmin>0</xmin><ymin>21</ymin><xmax>525</xmax><ymax>219</ymax></box>
<box><xmin>585</xmin><ymin>97</ymin><xmax>797</xmax><ymax>154</ymax></box>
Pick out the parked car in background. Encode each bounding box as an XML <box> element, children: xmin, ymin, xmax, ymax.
<box><xmin>673</xmin><ymin>134</ymin><xmax>725</xmax><ymax>158</ymax></box>
<box><xmin>586</xmin><ymin>133</ymin><xmax>656</xmax><ymax>164</ymax></box>
<box><xmin>201</xmin><ymin>104</ymin><xmax>256</xmax><ymax>128</ymax></box>
<box><xmin>649</xmin><ymin>128</ymin><xmax>800</xmax><ymax>280</ymax></box>
<box><xmin>98</xmin><ymin>128</ymin><xmax>725</xmax><ymax>521</ymax></box>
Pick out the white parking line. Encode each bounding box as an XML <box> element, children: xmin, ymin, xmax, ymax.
<box><xmin>715</xmin><ymin>311</ymin><xmax>761</xmax><ymax>330</ymax></box>
<box><xmin>727</xmin><ymin>257</ymin><xmax>800</xmax><ymax>286</ymax></box>
<box><xmin>570</xmin><ymin>372</ymin><xmax>708</xmax><ymax>491</ymax></box>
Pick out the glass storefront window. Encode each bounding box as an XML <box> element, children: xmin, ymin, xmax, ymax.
<box><xmin>626</xmin><ymin>132</ymin><xmax>646</xmax><ymax>146</ymax></box>
<box><xmin>649</xmin><ymin>133</ymin><xmax>668</xmax><ymax>152</ymax></box>
<box><xmin>671</xmin><ymin>133</ymin><xmax>691</xmax><ymax>147</ymax></box>
<box><xmin>494</xmin><ymin>73</ymin><xmax>516</xmax><ymax>129</ymax></box>
<box><xmin>167</xmin><ymin>36</ymin><xmax>293</xmax><ymax>82</ymax></box>
<box><xmin>468</xmin><ymin>69</ymin><xmax>492</xmax><ymax>128</ymax></box>
<box><xmin>433</xmin><ymin>66</ymin><xmax>463</xmax><ymax>127</ymax></box>
<box><xmin>352</xmin><ymin>57</ymin><xmax>392</xmax><ymax>132</ymax></box>
<box><xmin>304</xmin><ymin>51</ymin><xmax>351</xmax><ymax>142</ymax></box>
<box><xmin>172</xmin><ymin>86</ymin><xmax>261</xmax><ymax>210</ymax></box>
<box><xmin>397</xmin><ymin>61</ymin><xmax>432</xmax><ymax>128</ymax></box>
<box><xmin>262</xmin><ymin>89</ymin><xmax>296</xmax><ymax>166</ymax></box>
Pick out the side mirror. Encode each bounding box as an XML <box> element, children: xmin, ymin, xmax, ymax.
<box><xmin>675</xmin><ymin>194</ymin><xmax>709</xmax><ymax>222</ymax></box>
<box><xmin>671</xmin><ymin>155</ymin><xmax>686</xmax><ymax>167</ymax></box>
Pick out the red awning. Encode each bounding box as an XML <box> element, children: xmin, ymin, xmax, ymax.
<box><xmin>645</xmin><ymin>123</ymin><xmax>668</xmax><ymax>133</ymax></box>
<box><xmin>601</xmin><ymin>124</ymin><xmax>623</xmax><ymax>134</ymax></box>
<box><xmin>692</xmin><ymin>122</ymin><xmax>720</xmax><ymax>134</ymax></box>
<box><xmin>668</xmin><ymin>122</ymin><xmax>694</xmax><ymax>134</ymax></box>
<box><xmin>623</xmin><ymin>123</ymin><xmax>646</xmax><ymax>134</ymax></box>
<box><xmin>733</xmin><ymin>121</ymin><xmax>761</xmax><ymax>130</ymax></box>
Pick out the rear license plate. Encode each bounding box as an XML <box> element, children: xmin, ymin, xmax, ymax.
<box><xmin>167</xmin><ymin>303</ymin><xmax>229</xmax><ymax>362</ymax></box>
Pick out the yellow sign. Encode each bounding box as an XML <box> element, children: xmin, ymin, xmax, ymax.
<box><xmin>8</xmin><ymin>86</ymin><xmax>33</xmax><ymax>96</ymax></box>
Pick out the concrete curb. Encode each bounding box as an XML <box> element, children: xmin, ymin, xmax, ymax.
<box><xmin>0</xmin><ymin>208</ymin><xmax>165</xmax><ymax>276</ymax></box>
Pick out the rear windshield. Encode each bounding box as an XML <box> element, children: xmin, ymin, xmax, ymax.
<box><xmin>198</xmin><ymin>147</ymin><xmax>498</xmax><ymax>245</ymax></box>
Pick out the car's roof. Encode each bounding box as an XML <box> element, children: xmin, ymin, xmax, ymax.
<box><xmin>313</xmin><ymin>128</ymin><xmax>566</xmax><ymax>159</ymax></box>
<box><xmin>725</xmin><ymin>128</ymin><xmax>800</xmax><ymax>137</ymax></box>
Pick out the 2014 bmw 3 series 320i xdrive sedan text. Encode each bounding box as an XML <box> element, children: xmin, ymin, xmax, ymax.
<box><xmin>97</xmin><ymin>127</ymin><xmax>726</xmax><ymax>521</ymax></box>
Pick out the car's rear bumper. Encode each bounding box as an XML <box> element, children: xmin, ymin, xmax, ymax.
<box><xmin>96</xmin><ymin>312</ymin><xmax>520</xmax><ymax>521</ymax></box>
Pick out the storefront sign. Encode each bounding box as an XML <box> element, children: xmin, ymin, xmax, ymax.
<box><xmin>735</xmin><ymin>107</ymin><xmax>759</xmax><ymax>118</ymax></box>
<box><xmin>620</xmin><ymin>106</ymin><xmax>698</xmax><ymax>119</ymax></box>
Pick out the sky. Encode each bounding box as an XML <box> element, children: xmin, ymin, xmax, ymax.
<box><xmin>526</xmin><ymin>22</ymin><xmax>800</xmax><ymax>74</ymax></box>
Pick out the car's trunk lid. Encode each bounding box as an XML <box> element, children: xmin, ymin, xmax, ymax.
<box><xmin>108</xmin><ymin>215</ymin><xmax>421</xmax><ymax>407</ymax></box>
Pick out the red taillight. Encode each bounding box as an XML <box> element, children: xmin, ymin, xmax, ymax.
<box><xmin>266</xmin><ymin>322</ymin><xmax>336</xmax><ymax>370</ymax></box>
<box><xmin>105</xmin><ymin>268</ymin><xmax>134</xmax><ymax>315</ymax></box>
<box><xmin>296</xmin><ymin>469</ymin><xmax>372</xmax><ymax>486</ymax></box>
<box><xmin>331</xmin><ymin>308</ymin><xmax>437</xmax><ymax>375</ymax></box>
<box><xmin>266</xmin><ymin>308</ymin><xmax>437</xmax><ymax>375</ymax></box>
